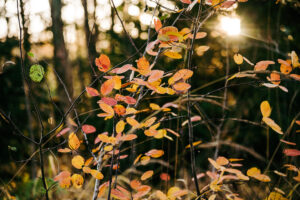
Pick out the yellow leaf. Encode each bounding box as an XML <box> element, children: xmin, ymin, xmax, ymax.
<box><xmin>234</xmin><ymin>53</ymin><xmax>244</xmax><ymax>65</ymax></box>
<box><xmin>150</xmin><ymin>103</ymin><xmax>160</xmax><ymax>110</ymax></box>
<box><xmin>104</xmin><ymin>145</ymin><xmax>113</xmax><ymax>151</ymax></box>
<box><xmin>154</xmin><ymin>129</ymin><xmax>167</xmax><ymax>139</ymax></box>
<box><xmin>164</xmin><ymin>51</ymin><xmax>182</xmax><ymax>59</ymax></box>
<box><xmin>126</xmin><ymin>117</ymin><xmax>140</xmax><ymax>129</ymax></box>
<box><xmin>71</xmin><ymin>174</ymin><xmax>84</xmax><ymax>189</ymax></box>
<box><xmin>72</xmin><ymin>155</ymin><xmax>85</xmax><ymax>169</ymax></box>
<box><xmin>91</xmin><ymin>169</ymin><xmax>104</xmax><ymax>180</ymax></box>
<box><xmin>116</xmin><ymin>120</ymin><xmax>125</xmax><ymax>134</ymax></box>
<box><xmin>68</xmin><ymin>133</ymin><xmax>80</xmax><ymax>150</ymax></box>
<box><xmin>260</xmin><ymin>101</ymin><xmax>272</xmax><ymax>117</ymax></box>
<box><xmin>263</xmin><ymin>117</ymin><xmax>283</xmax><ymax>134</ymax></box>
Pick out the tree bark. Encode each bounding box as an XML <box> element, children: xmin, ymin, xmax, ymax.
<box><xmin>49</xmin><ymin>0</ymin><xmax>73</xmax><ymax>113</ymax></box>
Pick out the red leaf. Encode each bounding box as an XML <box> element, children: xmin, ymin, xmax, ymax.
<box><xmin>99</xmin><ymin>97</ymin><xmax>117</xmax><ymax>106</ymax></box>
<box><xmin>86</xmin><ymin>87</ymin><xmax>99</xmax><ymax>97</ymax></box>
<box><xmin>124</xmin><ymin>96</ymin><xmax>137</xmax><ymax>105</ymax></box>
<box><xmin>160</xmin><ymin>173</ymin><xmax>170</xmax><ymax>181</ymax></box>
<box><xmin>95</xmin><ymin>54</ymin><xmax>111</xmax><ymax>72</ymax></box>
<box><xmin>82</xmin><ymin>124</ymin><xmax>96</xmax><ymax>134</ymax></box>
<box><xmin>283</xmin><ymin>149</ymin><xmax>300</xmax><ymax>156</ymax></box>
<box><xmin>56</xmin><ymin>128</ymin><xmax>70</xmax><ymax>138</ymax></box>
<box><xmin>111</xmin><ymin>64</ymin><xmax>133</xmax><ymax>74</ymax></box>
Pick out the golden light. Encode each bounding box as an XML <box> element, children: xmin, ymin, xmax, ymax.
<box><xmin>220</xmin><ymin>16</ymin><xmax>241</xmax><ymax>36</ymax></box>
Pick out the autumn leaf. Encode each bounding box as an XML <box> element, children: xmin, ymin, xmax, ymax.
<box><xmin>164</xmin><ymin>51</ymin><xmax>182</xmax><ymax>59</ymax></box>
<box><xmin>168</xmin><ymin>69</ymin><xmax>193</xmax><ymax>85</ymax></box>
<box><xmin>247</xmin><ymin>167</ymin><xmax>271</xmax><ymax>182</ymax></box>
<box><xmin>126</xmin><ymin>117</ymin><xmax>140</xmax><ymax>129</ymax></box>
<box><xmin>68</xmin><ymin>133</ymin><xmax>80</xmax><ymax>150</ymax></box>
<box><xmin>72</xmin><ymin>155</ymin><xmax>85</xmax><ymax>169</ymax></box>
<box><xmin>137</xmin><ymin>57</ymin><xmax>151</xmax><ymax>76</ymax></box>
<box><xmin>260</xmin><ymin>101</ymin><xmax>272</xmax><ymax>117</ymax></box>
<box><xmin>172</xmin><ymin>82</ymin><xmax>191</xmax><ymax>91</ymax></box>
<box><xmin>71</xmin><ymin>174</ymin><xmax>84</xmax><ymax>188</ymax></box>
<box><xmin>122</xmin><ymin>134</ymin><xmax>137</xmax><ymax>141</ymax></box>
<box><xmin>148</xmin><ymin>70</ymin><xmax>164</xmax><ymax>83</ymax></box>
<box><xmin>86</xmin><ymin>87</ymin><xmax>99</xmax><ymax>97</ymax></box>
<box><xmin>82</xmin><ymin>124</ymin><xmax>96</xmax><ymax>134</ymax></box>
<box><xmin>283</xmin><ymin>149</ymin><xmax>300</xmax><ymax>156</ymax></box>
<box><xmin>254</xmin><ymin>60</ymin><xmax>275</xmax><ymax>71</ymax></box>
<box><xmin>234</xmin><ymin>54</ymin><xmax>243</xmax><ymax>65</ymax></box>
<box><xmin>90</xmin><ymin>169</ymin><xmax>104</xmax><ymax>179</ymax></box>
<box><xmin>54</xmin><ymin>171</ymin><xmax>71</xmax><ymax>188</ymax></box>
<box><xmin>141</xmin><ymin>170</ymin><xmax>154</xmax><ymax>181</ymax></box>
<box><xmin>101</xmin><ymin>79</ymin><xmax>115</xmax><ymax>96</ymax></box>
<box><xmin>95</xmin><ymin>54</ymin><xmax>111</xmax><ymax>72</ymax></box>
<box><xmin>263</xmin><ymin>117</ymin><xmax>283</xmax><ymax>134</ymax></box>
<box><xmin>154</xmin><ymin>18</ymin><xmax>162</xmax><ymax>32</ymax></box>
<box><xmin>145</xmin><ymin>149</ymin><xmax>164</xmax><ymax>158</ymax></box>
<box><xmin>116</xmin><ymin>120</ymin><xmax>125</xmax><ymax>134</ymax></box>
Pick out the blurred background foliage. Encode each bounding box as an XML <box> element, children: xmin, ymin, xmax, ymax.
<box><xmin>0</xmin><ymin>0</ymin><xmax>299</xmax><ymax>199</ymax></box>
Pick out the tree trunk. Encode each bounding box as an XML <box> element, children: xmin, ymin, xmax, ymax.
<box><xmin>81</xmin><ymin>0</ymin><xmax>98</xmax><ymax>76</ymax></box>
<box><xmin>49</xmin><ymin>0</ymin><xmax>73</xmax><ymax>114</ymax></box>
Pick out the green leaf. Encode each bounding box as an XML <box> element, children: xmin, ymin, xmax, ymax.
<box><xmin>29</xmin><ymin>64</ymin><xmax>45</xmax><ymax>82</ymax></box>
<box><xmin>27</xmin><ymin>52</ymin><xmax>35</xmax><ymax>58</ymax></box>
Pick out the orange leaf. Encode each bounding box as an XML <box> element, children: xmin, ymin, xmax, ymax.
<box><xmin>68</xmin><ymin>133</ymin><xmax>80</xmax><ymax>150</ymax></box>
<box><xmin>260</xmin><ymin>101</ymin><xmax>271</xmax><ymax>118</ymax></box>
<box><xmin>71</xmin><ymin>174</ymin><xmax>84</xmax><ymax>189</ymax></box>
<box><xmin>154</xmin><ymin>18</ymin><xmax>162</xmax><ymax>32</ymax></box>
<box><xmin>114</xmin><ymin>104</ymin><xmax>126</xmax><ymax>116</ymax></box>
<box><xmin>101</xmin><ymin>79</ymin><xmax>115</xmax><ymax>96</ymax></box>
<box><xmin>99</xmin><ymin>102</ymin><xmax>114</xmax><ymax>115</ymax></box>
<box><xmin>137</xmin><ymin>57</ymin><xmax>151</xmax><ymax>76</ymax></box>
<box><xmin>86</xmin><ymin>87</ymin><xmax>99</xmax><ymax>97</ymax></box>
<box><xmin>72</xmin><ymin>155</ymin><xmax>85</xmax><ymax>169</ymax></box>
<box><xmin>95</xmin><ymin>54</ymin><xmax>111</xmax><ymax>72</ymax></box>
<box><xmin>130</xmin><ymin>179</ymin><xmax>141</xmax><ymax>190</ymax></box>
<box><xmin>145</xmin><ymin>149</ymin><xmax>164</xmax><ymax>158</ymax></box>
<box><xmin>122</xmin><ymin>134</ymin><xmax>137</xmax><ymax>141</ymax></box>
<box><xmin>148</xmin><ymin>70</ymin><xmax>164</xmax><ymax>83</ymax></box>
<box><xmin>168</xmin><ymin>69</ymin><xmax>193</xmax><ymax>85</ymax></box>
<box><xmin>254</xmin><ymin>60</ymin><xmax>275</xmax><ymax>71</ymax></box>
<box><xmin>126</xmin><ymin>117</ymin><xmax>140</xmax><ymax>129</ymax></box>
<box><xmin>91</xmin><ymin>169</ymin><xmax>104</xmax><ymax>179</ymax></box>
<box><xmin>172</xmin><ymin>82</ymin><xmax>191</xmax><ymax>91</ymax></box>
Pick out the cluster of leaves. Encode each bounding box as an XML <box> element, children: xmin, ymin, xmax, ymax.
<box><xmin>50</xmin><ymin>1</ymin><xmax>300</xmax><ymax>199</ymax></box>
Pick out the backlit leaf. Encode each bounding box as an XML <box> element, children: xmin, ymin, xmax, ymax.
<box><xmin>90</xmin><ymin>169</ymin><xmax>104</xmax><ymax>180</ymax></box>
<box><xmin>72</xmin><ymin>155</ymin><xmax>85</xmax><ymax>169</ymax></box>
<box><xmin>283</xmin><ymin>149</ymin><xmax>300</xmax><ymax>156</ymax></box>
<box><xmin>260</xmin><ymin>101</ymin><xmax>272</xmax><ymax>118</ymax></box>
<box><xmin>71</xmin><ymin>174</ymin><xmax>84</xmax><ymax>189</ymax></box>
<box><xmin>86</xmin><ymin>87</ymin><xmax>99</xmax><ymax>97</ymax></box>
<box><xmin>68</xmin><ymin>133</ymin><xmax>80</xmax><ymax>150</ymax></box>
<box><xmin>101</xmin><ymin>79</ymin><xmax>115</xmax><ymax>96</ymax></box>
<box><xmin>234</xmin><ymin>54</ymin><xmax>243</xmax><ymax>65</ymax></box>
<box><xmin>164</xmin><ymin>51</ymin><xmax>182</xmax><ymax>59</ymax></box>
<box><xmin>263</xmin><ymin>117</ymin><xmax>283</xmax><ymax>134</ymax></box>
<box><xmin>141</xmin><ymin>170</ymin><xmax>154</xmax><ymax>181</ymax></box>
<box><xmin>82</xmin><ymin>124</ymin><xmax>96</xmax><ymax>134</ymax></box>
<box><xmin>95</xmin><ymin>54</ymin><xmax>111</xmax><ymax>72</ymax></box>
<box><xmin>116</xmin><ymin>120</ymin><xmax>125</xmax><ymax>134</ymax></box>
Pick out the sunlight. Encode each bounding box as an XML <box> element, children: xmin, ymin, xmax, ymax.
<box><xmin>128</xmin><ymin>5</ymin><xmax>140</xmax><ymax>17</ymax></box>
<box><xmin>220</xmin><ymin>16</ymin><xmax>241</xmax><ymax>36</ymax></box>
